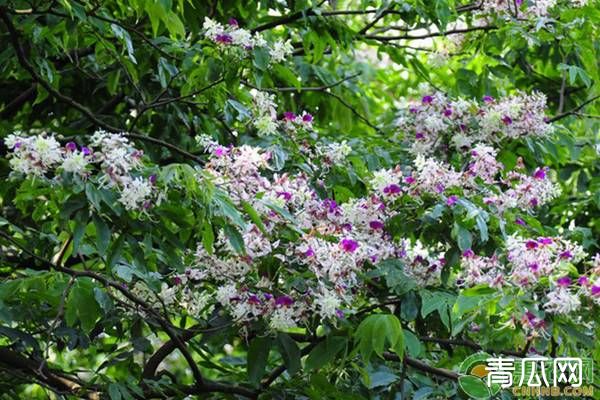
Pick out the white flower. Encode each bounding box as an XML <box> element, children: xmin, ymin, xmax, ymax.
<box><xmin>61</xmin><ymin>151</ymin><xmax>90</xmax><ymax>175</ymax></box>
<box><xmin>269</xmin><ymin>40</ymin><xmax>293</xmax><ymax>63</ymax></box>
<box><xmin>543</xmin><ymin>288</ymin><xmax>580</xmax><ymax>314</ymax></box>
<box><xmin>119</xmin><ymin>176</ymin><xmax>153</xmax><ymax>211</ymax></box>
<box><xmin>314</xmin><ymin>290</ymin><xmax>342</xmax><ymax>319</ymax></box>
<box><xmin>269</xmin><ymin>307</ymin><xmax>297</xmax><ymax>330</ymax></box>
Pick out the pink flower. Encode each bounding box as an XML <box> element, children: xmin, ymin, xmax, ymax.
<box><xmin>578</xmin><ymin>276</ymin><xmax>590</xmax><ymax>286</ymax></box>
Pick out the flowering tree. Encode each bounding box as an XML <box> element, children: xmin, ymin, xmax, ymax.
<box><xmin>1</xmin><ymin>0</ymin><xmax>599</xmax><ymax>399</ymax></box>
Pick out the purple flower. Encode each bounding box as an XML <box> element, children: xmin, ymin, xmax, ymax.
<box><xmin>462</xmin><ymin>249</ymin><xmax>475</xmax><ymax>258</ymax></box>
<box><xmin>459</xmin><ymin>123</ymin><xmax>467</xmax><ymax>132</ymax></box>
<box><xmin>283</xmin><ymin>111</ymin><xmax>296</xmax><ymax>121</ymax></box>
<box><xmin>538</xmin><ymin>237</ymin><xmax>553</xmax><ymax>245</ymax></box>
<box><xmin>446</xmin><ymin>195</ymin><xmax>458</xmax><ymax>206</ymax></box>
<box><xmin>277</xmin><ymin>191</ymin><xmax>292</xmax><ymax>201</ymax></box>
<box><xmin>214</xmin><ymin>146</ymin><xmax>228</xmax><ymax>157</ymax></box>
<box><xmin>525</xmin><ymin>240</ymin><xmax>538</xmax><ymax>250</ymax></box>
<box><xmin>557</xmin><ymin>276</ymin><xmax>572</xmax><ymax>287</ymax></box>
<box><xmin>409</xmin><ymin>107</ymin><xmax>418</xmax><ymax>113</ymax></box>
<box><xmin>149</xmin><ymin>174</ymin><xmax>157</xmax><ymax>184</ymax></box>
<box><xmin>533</xmin><ymin>167</ymin><xmax>547</xmax><ymax>180</ymax></box>
<box><xmin>323</xmin><ymin>199</ymin><xmax>339</xmax><ymax>214</ymax></box>
<box><xmin>228</xmin><ymin>18</ymin><xmax>239</xmax><ymax>26</ymax></box>
<box><xmin>421</xmin><ymin>95</ymin><xmax>433</xmax><ymax>104</ymax></box>
<box><xmin>415</xmin><ymin>132</ymin><xmax>425</xmax><ymax>140</ymax></box>
<box><xmin>383</xmin><ymin>184</ymin><xmax>401</xmax><ymax>195</ymax></box>
<box><xmin>591</xmin><ymin>286</ymin><xmax>600</xmax><ymax>296</ymax></box>
<box><xmin>82</xmin><ymin>146</ymin><xmax>91</xmax><ymax>156</ymax></box>
<box><xmin>263</xmin><ymin>293</ymin><xmax>273</xmax><ymax>301</ymax></box>
<box><xmin>335</xmin><ymin>309</ymin><xmax>344</xmax><ymax>318</ymax></box>
<box><xmin>528</xmin><ymin>263</ymin><xmax>539</xmax><ymax>272</ymax></box>
<box><xmin>173</xmin><ymin>276</ymin><xmax>182</xmax><ymax>285</ymax></box>
<box><xmin>515</xmin><ymin>0</ymin><xmax>523</xmax><ymax>5</ymax></box>
<box><xmin>543</xmin><ymin>116</ymin><xmax>550</xmax><ymax>123</ymax></box>
<box><xmin>302</xmin><ymin>113</ymin><xmax>313</xmax><ymax>123</ymax></box>
<box><xmin>65</xmin><ymin>141</ymin><xmax>77</xmax><ymax>152</ymax></box>
<box><xmin>483</xmin><ymin>95</ymin><xmax>495</xmax><ymax>103</ymax></box>
<box><xmin>275</xmin><ymin>295</ymin><xmax>294</xmax><ymax>307</ymax></box>
<box><xmin>529</xmin><ymin>198</ymin><xmax>539</xmax><ymax>207</ymax></box>
<box><xmin>247</xmin><ymin>294</ymin><xmax>261</xmax><ymax>305</ymax></box>
<box><xmin>515</xmin><ymin>217</ymin><xmax>526</xmax><ymax>226</ymax></box>
<box><xmin>501</xmin><ymin>115</ymin><xmax>513</xmax><ymax>125</ymax></box>
<box><xmin>369</xmin><ymin>220</ymin><xmax>384</xmax><ymax>230</ymax></box>
<box><xmin>304</xmin><ymin>247</ymin><xmax>315</xmax><ymax>257</ymax></box>
<box><xmin>215</xmin><ymin>33</ymin><xmax>233</xmax><ymax>44</ymax></box>
<box><xmin>404</xmin><ymin>176</ymin><xmax>415</xmax><ymax>184</ymax></box>
<box><xmin>340</xmin><ymin>238</ymin><xmax>359</xmax><ymax>253</ymax></box>
<box><xmin>559</xmin><ymin>250</ymin><xmax>573</xmax><ymax>260</ymax></box>
<box><xmin>578</xmin><ymin>276</ymin><xmax>590</xmax><ymax>286</ymax></box>
<box><xmin>443</xmin><ymin>108</ymin><xmax>452</xmax><ymax>117</ymax></box>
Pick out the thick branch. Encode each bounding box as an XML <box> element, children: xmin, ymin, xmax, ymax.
<box><xmin>383</xmin><ymin>352</ymin><xmax>460</xmax><ymax>380</ymax></box>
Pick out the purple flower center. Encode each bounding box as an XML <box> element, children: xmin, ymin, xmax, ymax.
<box><xmin>533</xmin><ymin>168</ymin><xmax>547</xmax><ymax>180</ymax></box>
<box><xmin>528</xmin><ymin>263</ymin><xmax>539</xmax><ymax>272</ymax></box>
<box><xmin>228</xmin><ymin>18</ymin><xmax>239</xmax><ymax>26</ymax></box>
<box><xmin>302</xmin><ymin>113</ymin><xmax>313</xmax><ymax>123</ymax></box>
<box><xmin>82</xmin><ymin>146</ymin><xmax>91</xmax><ymax>156</ymax></box>
<box><xmin>383</xmin><ymin>184</ymin><xmax>401</xmax><ymax>195</ymax></box>
<box><xmin>304</xmin><ymin>247</ymin><xmax>315</xmax><ymax>257</ymax></box>
<box><xmin>415</xmin><ymin>132</ymin><xmax>425</xmax><ymax>140</ymax></box>
<box><xmin>277</xmin><ymin>191</ymin><xmax>292</xmax><ymax>201</ymax></box>
<box><xmin>483</xmin><ymin>95</ymin><xmax>495</xmax><ymax>103</ymax></box>
<box><xmin>557</xmin><ymin>276</ymin><xmax>572</xmax><ymax>287</ymax></box>
<box><xmin>214</xmin><ymin>146</ymin><xmax>228</xmax><ymax>157</ymax></box>
<box><xmin>404</xmin><ymin>176</ymin><xmax>415</xmax><ymax>184</ymax></box>
<box><xmin>559</xmin><ymin>250</ymin><xmax>573</xmax><ymax>260</ymax></box>
<box><xmin>446</xmin><ymin>195</ymin><xmax>458</xmax><ymax>206</ymax></box>
<box><xmin>515</xmin><ymin>217</ymin><xmax>526</xmax><ymax>226</ymax></box>
<box><xmin>578</xmin><ymin>276</ymin><xmax>589</xmax><ymax>286</ymax></box>
<box><xmin>369</xmin><ymin>220</ymin><xmax>384</xmax><ymax>230</ymax></box>
<box><xmin>65</xmin><ymin>141</ymin><xmax>77</xmax><ymax>152</ymax></box>
<box><xmin>421</xmin><ymin>95</ymin><xmax>433</xmax><ymax>104</ymax></box>
<box><xmin>149</xmin><ymin>174</ymin><xmax>157</xmax><ymax>184</ymax></box>
<box><xmin>283</xmin><ymin>111</ymin><xmax>296</xmax><ymax>121</ymax></box>
<box><xmin>443</xmin><ymin>108</ymin><xmax>452</xmax><ymax>117</ymax></box>
<box><xmin>591</xmin><ymin>286</ymin><xmax>600</xmax><ymax>296</ymax></box>
<box><xmin>525</xmin><ymin>240</ymin><xmax>538</xmax><ymax>250</ymax></box>
<box><xmin>462</xmin><ymin>249</ymin><xmax>475</xmax><ymax>258</ymax></box>
<box><xmin>340</xmin><ymin>238</ymin><xmax>359</xmax><ymax>253</ymax></box>
<box><xmin>215</xmin><ymin>33</ymin><xmax>233</xmax><ymax>44</ymax></box>
<box><xmin>275</xmin><ymin>295</ymin><xmax>294</xmax><ymax>307</ymax></box>
<box><xmin>248</xmin><ymin>294</ymin><xmax>261</xmax><ymax>305</ymax></box>
<box><xmin>538</xmin><ymin>237</ymin><xmax>553</xmax><ymax>245</ymax></box>
<box><xmin>501</xmin><ymin>115</ymin><xmax>513</xmax><ymax>125</ymax></box>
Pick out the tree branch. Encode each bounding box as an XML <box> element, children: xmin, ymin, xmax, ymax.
<box><xmin>548</xmin><ymin>94</ymin><xmax>600</xmax><ymax>122</ymax></box>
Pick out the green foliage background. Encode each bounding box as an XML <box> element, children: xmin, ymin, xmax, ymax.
<box><xmin>0</xmin><ymin>0</ymin><xmax>599</xmax><ymax>399</ymax></box>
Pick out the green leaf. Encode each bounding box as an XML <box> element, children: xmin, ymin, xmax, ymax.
<box><xmin>247</xmin><ymin>336</ymin><xmax>272</xmax><ymax>386</ymax></box>
<box><xmin>93</xmin><ymin>215</ymin><xmax>111</xmax><ymax>257</ymax></box>
<box><xmin>276</xmin><ymin>333</ymin><xmax>301</xmax><ymax>376</ymax></box>
<box><xmin>458</xmin><ymin>376</ymin><xmax>491</xmax><ymax>400</ymax></box>
<box><xmin>223</xmin><ymin>224</ymin><xmax>245</xmax><ymax>255</ymax></box>
<box><xmin>355</xmin><ymin>314</ymin><xmax>404</xmax><ymax>360</ymax></box>
<box><xmin>241</xmin><ymin>200</ymin><xmax>268</xmax><ymax>236</ymax></box>
<box><xmin>305</xmin><ymin>336</ymin><xmax>347</xmax><ymax>371</ymax></box>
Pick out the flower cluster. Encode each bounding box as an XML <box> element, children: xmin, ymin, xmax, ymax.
<box><xmin>459</xmin><ymin>236</ymin><xmax>600</xmax><ymax>316</ymax></box>
<box><xmin>250</xmin><ymin>90</ymin><xmax>313</xmax><ymax>136</ymax></box>
<box><xmin>395</xmin><ymin>91</ymin><xmax>553</xmax><ymax>155</ymax></box>
<box><xmin>5</xmin><ymin>130</ymin><xmax>160</xmax><ymax>212</ymax></box>
<box><xmin>479</xmin><ymin>0</ymin><xmax>587</xmax><ymax>19</ymax></box>
<box><xmin>202</xmin><ymin>17</ymin><xmax>292</xmax><ymax>64</ymax></box>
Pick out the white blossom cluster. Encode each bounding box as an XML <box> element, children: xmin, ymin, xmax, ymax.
<box><xmin>479</xmin><ymin>0</ymin><xmax>588</xmax><ymax>19</ymax></box>
<box><xmin>202</xmin><ymin>17</ymin><xmax>293</xmax><ymax>64</ymax></box>
<box><xmin>396</xmin><ymin>91</ymin><xmax>554</xmax><ymax>155</ymax></box>
<box><xmin>5</xmin><ymin>130</ymin><xmax>160</xmax><ymax>212</ymax></box>
<box><xmin>249</xmin><ymin>90</ymin><xmax>313</xmax><ymax>137</ymax></box>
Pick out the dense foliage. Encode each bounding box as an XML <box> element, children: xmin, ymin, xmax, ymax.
<box><xmin>1</xmin><ymin>0</ymin><xmax>600</xmax><ymax>399</ymax></box>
